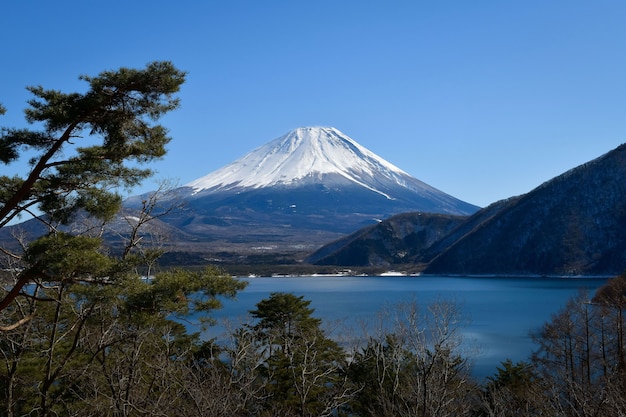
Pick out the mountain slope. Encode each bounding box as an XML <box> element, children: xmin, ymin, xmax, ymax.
<box><xmin>423</xmin><ymin>144</ymin><xmax>626</xmax><ymax>275</ymax></box>
<box><xmin>185</xmin><ymin>127</ymin><xmax>478</xmax><ymax>214</ymax></box>
<box><xmin>306</xmin><ymin>212</ymin><xmax>467</xmax><ymax>267</ymax></box>
<box><xmin>310</xmin><ymin>143</ymin><xmax>626</xmax><ymax>276</ymax></box>
<box><xmin>2</xmin><ymin>127</ymin><xmax>479</xmax><ymax>259</ymax></box>
<box><xmin>130</xmin><ymin>127</ymin><xmax>479</xmax><ymax>252</ymax></box>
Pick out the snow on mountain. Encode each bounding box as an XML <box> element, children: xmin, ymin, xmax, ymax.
<box><xmin>185</xmin><ymin>127</ymin><xmax>434</xmax><ymax>199</ymax></box>
<box><xmin>118</xmin><ymin>126</ymin><xmax>478</xmax><ymax>253</ymax></box>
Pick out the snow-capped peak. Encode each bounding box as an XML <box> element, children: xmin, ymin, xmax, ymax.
<box><xmin>185</xmin><ymin>127</ymin><xmax>420</xmax><ymax>197</ymax></box>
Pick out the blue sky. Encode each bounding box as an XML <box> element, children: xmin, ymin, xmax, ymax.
<box><xmin>1</xmin><ymin>1</ymin><xmax>625</xmax><ymax>207</ymax></box>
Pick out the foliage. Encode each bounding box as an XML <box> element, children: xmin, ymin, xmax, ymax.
<box><xmin>249</xmin><ymin>292</ymin><xmax>321</xmax><ymax>352</ymax></box>
<box><xmin>347</xmin><ymin>299</ymin><xmax>477</xmax><ymax>417</ymax></box>
<box><xmin>0</xmin><ymin>61</ymin><xmax>185</xmax><ymax>228</ymax></box>
<box><xmin>481</xmin><ymin>359</ymin><xmax>548</xmax><ymax>416</ymax></box>
<box><xmin>0</xmin><ymin>63</ymin><xmax>250</xmax><ymax>417</ymax></box>
<box><xmin>0</xmin><ymin>266</ymin><xmax>245</xmax><ymax>416</ymax></box>
<box><xmin>0</xmin><ymin>61</ymin><xmax>187</xmax><ymax>314</ymax></box>
<box><xmin>486</xmin><ymin>359</ymin><xmax>539</xmax><ymax>393</ymax></box>
<box><xmin>5</xmin><ymin>277</ymin><xmax>626</xmax><ymax>416</ymax></box>
<box><xmin>5</xmin><ymin>63</ymin><xmax>626</xmax><ymax>417</ymax></box>
<box><xmin>243</xmin><ymin>292</ymin><xmax>351</xmax><ymax>416</ymax></box>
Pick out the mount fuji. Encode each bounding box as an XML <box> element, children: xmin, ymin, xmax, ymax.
<box><xmin>127</xmin><ymin>127</ymin><xmax>479</xmax><ymax>254</ymax></box>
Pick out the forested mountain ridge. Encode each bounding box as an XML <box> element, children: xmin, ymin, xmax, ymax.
<box><xmin>313</xmin><ymin>143</ymin><xmax>626</xmax><ymax>276</ymax></box>
<box><xmin>425</xmin><ymin>143</ymin><xmax>626</xmax><ymax>275</ymax></box>
<box><xmin>306</xmin><ymin>212</ymin><xmax>467</xmax><ymax>267</ymax></box>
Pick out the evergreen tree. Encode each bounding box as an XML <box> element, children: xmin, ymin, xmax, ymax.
<box><xmin>0</xmin><ymin>64</ymin><xmax>249</xmax><ymax>417</ymax></box>
<box><xmin>482</xmin><ymin>359</ymin><xmax>548</xmax><ymax>416</ymax></box>
<box><xmin>0</xmin><ymin>61</ymin><xmax>186</xmax><ymax>311</ymax></box>
<box><xmin>250</xmin><ymin>292</ymin><xmax>321</xmax><ymax>354</ymax></box>
<box><xmin>245</xmin><ymin>293</ymin><xmax>350</xmax><ymax>416</ymax></box>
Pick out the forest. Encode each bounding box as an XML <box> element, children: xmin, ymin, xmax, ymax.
<box><xmin>2</xmin><ymin>267</ymin><xmax>626</xmax><ymax>416</ymax></box>
<box><xmin>1</xmin><ymin>62</ymin><xmax>625</xmax><ymax>416</ymax></box>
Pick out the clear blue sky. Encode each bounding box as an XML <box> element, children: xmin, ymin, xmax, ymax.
<box><xmin>1</xmin><ymin>1</ymin><xmax>625</xmax><ymax>207</ymax></box>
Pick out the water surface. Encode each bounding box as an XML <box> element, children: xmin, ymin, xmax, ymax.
<box><xmin>206</xmin><ymin>275</ymin><xmax>608</xmax><ymax>379</ymax></box>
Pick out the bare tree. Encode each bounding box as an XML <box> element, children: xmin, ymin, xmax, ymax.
<box><xmin>348</xmin><ymin>298</ymin><xmax>478</xmax><ymax>417</ymax></box>
<box><xmin>531</xmin><ymin>285</ymin><xmax>626</xmax><ymax>417</ymax></box>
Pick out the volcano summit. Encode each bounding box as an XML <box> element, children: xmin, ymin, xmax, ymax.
<box><xmin>185</xmin><ymin>127</ymin><xmax>477</xmax><ymax>212</ymax></box>
<box><xmin>129</xmin><ymin>127</ymin><xmax>479</xmax><ymax>252</ymax></box>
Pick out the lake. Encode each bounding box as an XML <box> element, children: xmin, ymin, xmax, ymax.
<box><xmin>205</xmin><ymin>275</ymin><xmax>609</xmax><ymax>379</ymax></box>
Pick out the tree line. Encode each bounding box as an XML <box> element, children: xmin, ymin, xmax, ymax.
<box><xmin>3</xmin><ymin>275</ymin><xmax>626</xmax><ymax>416</ymax></box>
<box><xmin>1</xmin><ymin>62</ymin><xmax>625</xmax><ymax>416</ymax></box>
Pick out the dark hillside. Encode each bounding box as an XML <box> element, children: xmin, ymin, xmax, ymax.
<box><xmin>307</xmin><ymin>212</ymin><xmax>467</xmax><ymax>266</ymax></box>
<box><xmin>424</xmin><ymin>143</ymin><xmax>626</xmax><ymax>276</ymax></box>
<box><xmin>412</xmin><ymin>198</ymin><xmax>517</xmax><ymax>263</ymax></box>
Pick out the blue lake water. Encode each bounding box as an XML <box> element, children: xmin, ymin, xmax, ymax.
<box><xmin>204</xmin><ymin>275</ymin><xmax>609</xmax><ymax>380</ymax></box>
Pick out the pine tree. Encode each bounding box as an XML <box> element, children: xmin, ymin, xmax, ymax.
<box><xmin>246</xmin><ymin>293</ymin><xmax>348</xmax><ymax>416</ymax></box>
<box><xmin>0</xmin><ymin>64</ymin><xmax>251</xmax><ymax>416</ymax></box>
<box><xmin>0</xmin><ymin>61</ymin><xmax>186</xmax><ymax>311</ymax></box>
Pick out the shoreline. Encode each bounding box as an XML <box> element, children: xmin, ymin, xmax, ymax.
<box><xmin>236</xmin><ymin>272</ymin><xmax>615</xmax><ymax>279</ymax></box>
